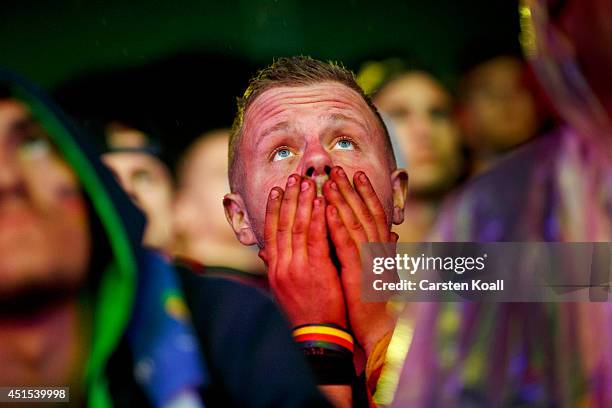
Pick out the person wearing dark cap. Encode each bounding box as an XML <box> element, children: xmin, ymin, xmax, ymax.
<box><xmin>101</xmin><ymin>122</ymin><xmax>176</xmax><ymax>253</ymax></box>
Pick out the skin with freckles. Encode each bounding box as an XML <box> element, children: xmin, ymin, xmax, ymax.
<box><xmin>225</xmin><ymin>81</ymin><xmax>408</xmax><ymax>359</ymax></box>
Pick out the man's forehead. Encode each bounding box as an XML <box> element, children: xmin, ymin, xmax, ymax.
<box><xmin>107</xmin><ymin>128</ymin><xmax>149</xmax><ymax>149</ymax></box>
<box><xmin>103</xmin><ymin>151</ymin><xmax>162</xmax><ymax>172</ymax></box>
<box><xmin>380</xmin><ymin>74</ymin><xmax>450</xmax><ymax>105</ymax></box>
<box><xmin>243</xmin><ymin>82</ymin><xmax>376</xmax><ymax>135</ymax></box>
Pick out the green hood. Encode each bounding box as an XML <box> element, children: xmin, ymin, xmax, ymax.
<box><xmin>0</xmin><ymin>68</ymin><xmax>145</xmax><ymax>407</ymax></box>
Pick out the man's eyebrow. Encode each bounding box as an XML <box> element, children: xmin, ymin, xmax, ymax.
<box><xmin>256</xmin><ymin>121</ymin><xmax>291</xmax><ymax>147</ymax></box>
<box><xmin>9</xmin><ymin>115</ymin><xmax>38</xmax><ymax>136</ymax></box>
<box><xmin>321</xmin><ymin>113</ymin><xmax>369</xmax><ymax>134</ymax></box>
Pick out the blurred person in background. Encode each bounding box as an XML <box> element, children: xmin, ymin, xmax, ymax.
<box><xmin>384</xmin><ymin>0</ymin><xmax>612</xmax><ymax>406</ymax></box>
<box><xmin>174</xmin><ymin>129</ymin><xmax>265</xmax><ymax>287</ymax></box>
<box><xmin>358</xmin><ymin>59</ymin><xmax>465</xmax><ymax>242</ymax></box>
<box><xmin>101</xmin><ymin>122</ymin><xmax>175</xmax><ymax>253</ymax></box>
<box><xmin>457</xmin><ymin>45</ymin><xmax>546</xmax><ymax>176</ymax></box>
<box><xmin>0</xmin><ymin>69</ymin><xmax>329</xmax><ymax>407</ymax></box>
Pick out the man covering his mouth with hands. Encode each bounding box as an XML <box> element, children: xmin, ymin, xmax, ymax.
<box><xmin>223</xmin><ymin>56</ymin><xmax>409</xmax><ymax>407</ymax></box>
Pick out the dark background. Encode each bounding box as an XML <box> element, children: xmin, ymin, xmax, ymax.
<box><xmin>0</xmin><ymin>0</ymin><xmax>521</xmax><ymax>165</ymax></box>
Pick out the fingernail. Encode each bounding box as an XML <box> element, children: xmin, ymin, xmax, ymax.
<box><xmin>330</xmin><ymin>181</ymin><xmax>338</xmax><ymax>190</ymax></box>
<box><xmin>330</xmin><ymin>206</ymin><xmax>338</xmax><ymax>216</ymax></box>
<box><xmin>270</xmin><ymin>189</ymin><xmax>280</xmax><ymax>199</ymax></box>
<box><xmin>314</xmin><ymin>197</ymin><xmax>321</xmax><ymax>207</ymax></box>
<box><xmin>358</xmin><ymin>172</ymin><xmax>367</xmax><ymax>184</ymax></box>
<box><xmin>337</xmin><ymin>167</ymin><xmax>345</xmax><ymax>177</ymax></box>
<box><xmin>301</xmin><ymin>181</ymin><xmax>309</xmax><ymax>191</ymax></box>
<box><xmin>287</xmin><ymin>175</ymin><xmax>297</xmax><ymax>186</ymax></box>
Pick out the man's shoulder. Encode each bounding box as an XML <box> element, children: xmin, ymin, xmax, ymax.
<box><xmin>174</xmin><ymin>263</ymin><xmax>328</xmax><ymax>407</ymax></box>
<box><xmin>175</xmin><ymin>263</ymin><xmax>292</xmax><ymax>361</ymax></box>
<box><xmin>176</xmin><ymin>263</ymin><xmax>273</xmax><ymax>317</ymax></box>
<box><xmin>466</xmin><ymin>132</ymin><xmax>559</xmax><ymax>195</ymax></box>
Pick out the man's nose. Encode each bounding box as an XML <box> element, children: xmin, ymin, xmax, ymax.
<box><xmin>305</xmin><ymin>165</ymin><xmax>331</xmax><ymax>178</ymax></box>
<box><xmin>411</xmin><ymin>115</ymin><xmax>432</xmax><ymax>141</ymax></box>
<box><xmin>299</xmin><ymin>144</ymin><xmax>333</xmax><ymax>178</ymax></box>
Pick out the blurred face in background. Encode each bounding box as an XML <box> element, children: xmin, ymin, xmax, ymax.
<box><xmin>374</xmin><ymin>72</ymin><xmax>463</xmax><ymax>197</ymax></box>
<box><xmin>102</xmin><ymin>128</ymin><xmax>174</xmax><ymax>251</ymax></box>
<box><xmin>460</xmin><ymin>56</ymin><xmax>538</xmax><ymax>152</ymax></box>
<box><xmin>175</xmin><ymin>130</ymin><xmax>238</xmax><ymax>251</ymax></box>
<box><xmin>0</xmin><ymin>99</ymin><xmax>90</xmax><ymax>303</ymax></box>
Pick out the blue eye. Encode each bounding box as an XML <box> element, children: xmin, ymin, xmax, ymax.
<box><xmin>273</xmin><ymin>148</ymin><xmax>294</xmax><ymax>161</ymax></box>
<box><xmin>335</xmin><ymin>139</ymin><xmax>354</xmax><ymax>150</ymax></box>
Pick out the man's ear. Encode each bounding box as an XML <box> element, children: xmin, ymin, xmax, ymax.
<box><xmin>223</xmin><ymin>193</ymin><xmax>257</xmax><ymax>246</ymax></box>
<box><xmin>391</xmin><ymin>168</ymin><xmax>409</xmax><ymax>225</ymax></box>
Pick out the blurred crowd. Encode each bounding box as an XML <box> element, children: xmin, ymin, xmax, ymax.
<box><xmin>0</xmin><ymin>0</ymin><xmax>610</xmax><ymax>407</ymax></box>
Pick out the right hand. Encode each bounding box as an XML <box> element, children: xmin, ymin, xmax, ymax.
<box><xmin>260</xmin><ymin>174</ymin><xmax>347</xmax><ymax>328</ymax></box>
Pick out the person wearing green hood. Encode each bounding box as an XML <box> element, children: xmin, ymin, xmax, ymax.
<box><xmin>0</xmin><ymin>69</ymin><xmax>329</xmax><ymax>407</ymax></box>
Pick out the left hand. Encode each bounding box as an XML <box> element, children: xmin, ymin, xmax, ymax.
<box><xmin>323</xmin><ymin>166</ymin><xmax>398</xmax><ymax>357</ymax></box>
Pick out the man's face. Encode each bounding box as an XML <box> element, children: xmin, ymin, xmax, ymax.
<box><xmin>175</xmin><ymin>131</ymin><xmax>237</xmax><ymax>248</ymax></box>
<box><xmin>230</xmin><ymin>81</ymin><xmax>404</xmax><ymax>246</ymax></box>
<box><xmin>374</xmin><ymin>73</ymin><xmax>462</xmax><ymax>196</ymax></box>
<box><xmin>0</xmin><ymin>99</ymin><xmax>90</xmax><ymax>301</ymax></box>
<box><xmin>462</xmin><ymin>56</ymin><xmax>538</xmax><ymax>152</ymax></box>
<box><xmin>102</xmin><ymin>147</ymin><xmax>174</xmax><ymax>250</ymax></box>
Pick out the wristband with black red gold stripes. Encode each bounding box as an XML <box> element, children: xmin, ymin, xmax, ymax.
<box><xmin>292</xmin><ymin>324</ymin><xmax>356</xmax><ymax>385</ymax></box>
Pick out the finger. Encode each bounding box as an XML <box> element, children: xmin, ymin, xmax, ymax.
<box><xmin>323</xmin><ymin>178</ymin><xmax>369</xmax><ymax>245</ymax></box>
<box><xmin>264</xmin><ymin>187</ymin><xmax>283</xmax><ymax>281</ymax></box>
<box><xmin>326</xmin><ymin>204</ymin><xmax>361</xmax><ymax>272</ymax></box>
<box><xmin>391</xmin><ymin>232</ymin><xmax>399</xmax><ymax>243</ymax></box>
<box><xmin>330</xmin><ymin>166</ymin><xmax>380</xmax><ymax>242</ymax></box>
<box><xmin>353</xmin><ymin>170</ymin><xmax>390</xmax><ymax>241</ymax></box>
<box><xmin>277</xmin><ymin>174</ymin><xmax>301</xmax><ymax>264</ymax></box>
<box><xmin>292</xmin><ymin>178</ymin><xmax>316</xmax><ymax>258</ymax></box>
<box><xmin>264</xmin><ymin>187</ymin><xmax>283</xmax><ymax>257</ymax></box>
<box><xmin>308</xmin><ymin>196</ymin><xmax>330</xmax><ymax>259</ymax></box>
